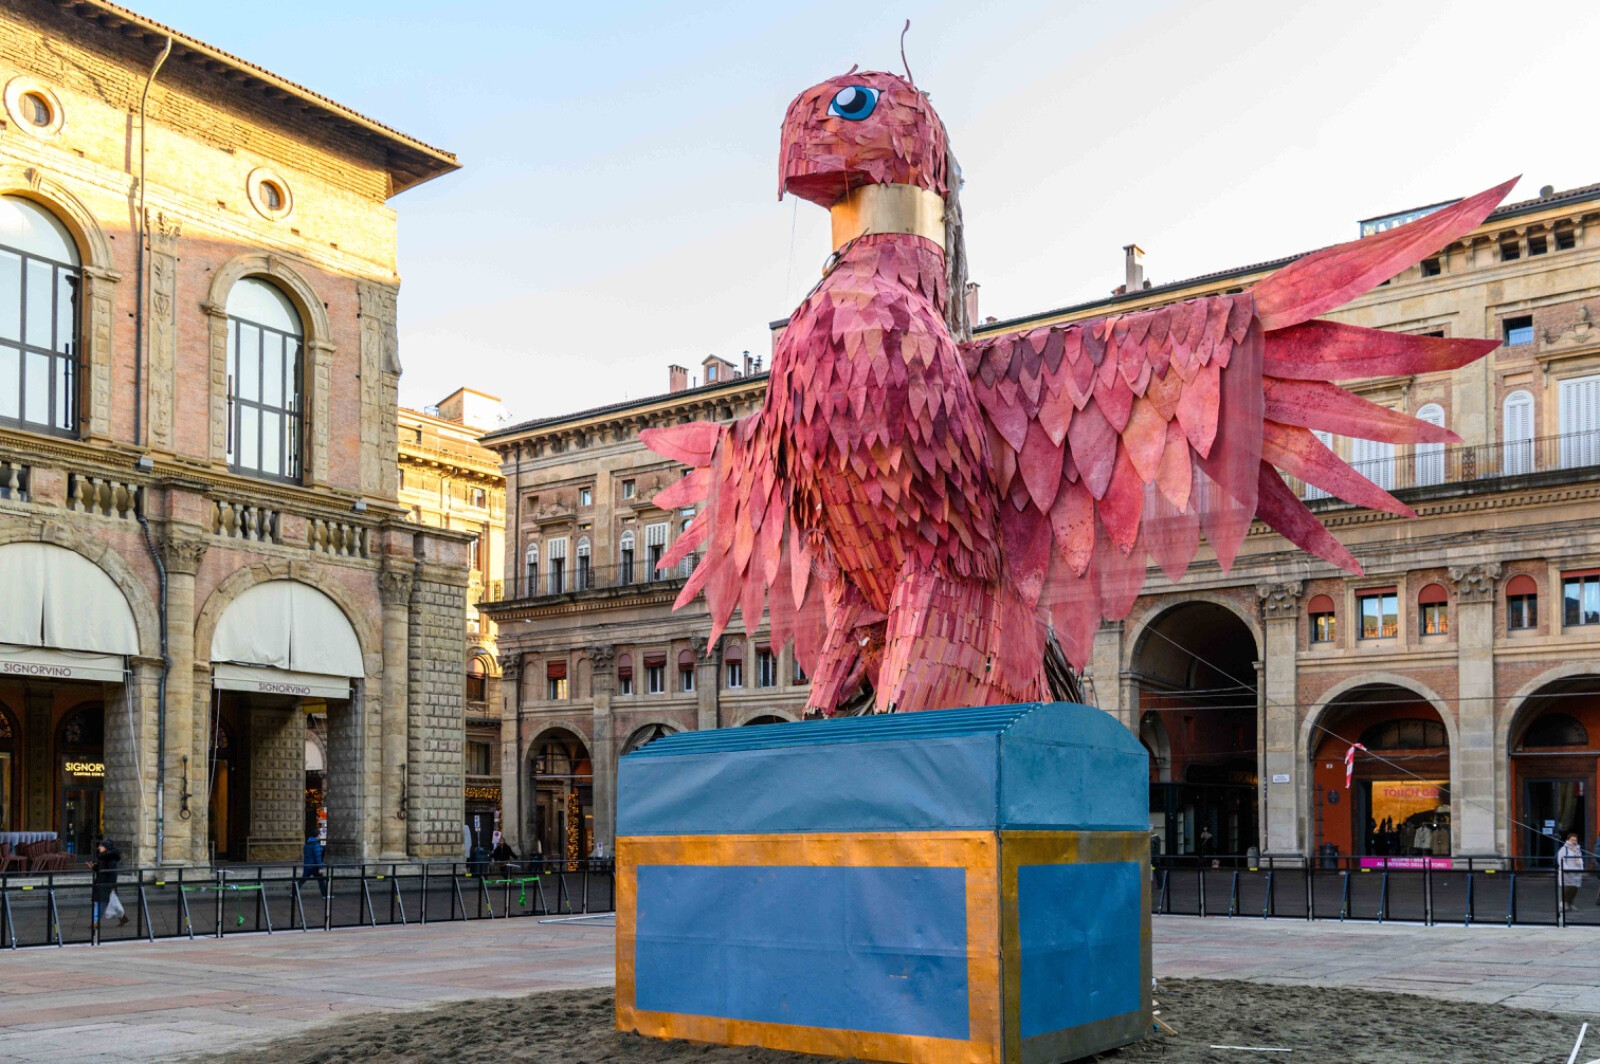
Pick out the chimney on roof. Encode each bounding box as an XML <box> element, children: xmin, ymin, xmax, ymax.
<box><xmin>964</xmin><ymin>282</ymin><xmax>980</xmax><ymax>324</ymax></box>
<box><xmin>668</xmin><ymin>364</ymin><xmax>688</xmax><ymax>393</ymax></box>
<box><xmin>1123</xmin><ymin>244</ymin><xmax>1145</xmax><ymax>295</ymax></box>
<box><xmin>742</xmin><ymin>350</ymin><xmax>752</xmax><ymax>376</ymax></box>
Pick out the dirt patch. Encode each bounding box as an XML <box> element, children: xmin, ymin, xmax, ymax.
<box><xmin>195</xmin><ymin>980</ymin><xmax>1587</xmax><ymax>1064</ymax></box>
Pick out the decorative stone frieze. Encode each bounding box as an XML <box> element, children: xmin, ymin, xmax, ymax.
<box><xmin>1256</xmin><ymin>580</ymin><xmax>1304</xmax><ymax>618</ymax></box>
<box><xmin>1448</xmin><ymin>562</ymin><xmax>1502</xmax><ymax>603</ymax></box>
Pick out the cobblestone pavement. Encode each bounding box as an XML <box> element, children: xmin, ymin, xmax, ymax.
<box><xmin>3</xmin><ymin>915</ymin><xmax>1600</xmax><ymax>1063</ymax></box>
<box><xmin>0</xmin><ymin>916</ymin><xmax>616</xmax><ymax>1063</ymax></box>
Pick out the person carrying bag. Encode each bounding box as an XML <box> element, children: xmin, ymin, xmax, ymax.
<box><xmin>89</xmin><ymin>837</ymin><xmax>127</xmax><ymax>927</ymax></box>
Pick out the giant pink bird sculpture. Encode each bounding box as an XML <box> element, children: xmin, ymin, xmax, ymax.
<box><xmin>642</xmin><ymin>70</ymin><xmax>1512</xmax><ymax>716</ymax></box>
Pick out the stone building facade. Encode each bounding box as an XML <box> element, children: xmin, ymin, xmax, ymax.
<box><xmin>486</xmin><ymin>183</ymin><xmax>1600</xmax><ymax>866</ymax></box>
<box><xmin>398</xmin><ymin>389</ymin><xmax>506</xmax><ymax>850</ymax></box>
<box><xmin>0</xmin><ymin>2</ymin><xmax>466</xmax><ymax>866</ymax></box>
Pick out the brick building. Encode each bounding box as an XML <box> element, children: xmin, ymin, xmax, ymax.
<box><xmin>485</xmin><ymin>183</ymin><xmax>1600</xmax><ymax>866</ymax></box>
<box><xmin>0</xmin><ymin>2</ymin><xmax>466</xmax><ymax>866</ymax></box>
<box><xmin>397</xmin><ymin>388</ymin><xmax>507</xmax><ymax>851</ymax></box>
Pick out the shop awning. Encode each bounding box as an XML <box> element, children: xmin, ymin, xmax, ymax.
<box><xmin>211</xmin><ymin>580</ymin><xmax>363</xmax><ymax>677</ymax></box>
<box><xmin>0</xmin><ymin>543</ymin><xmax>138</xmax><ymax>655</ymax></box>
<box><xmin>0</xmin><ymin>644</ymin><xmax>126</xmax><ymax>684</ymax></box>
<box><xmin>212</xmin><ymin>663</ymin><xmax>352</xmax><ymax>700</ymax></box>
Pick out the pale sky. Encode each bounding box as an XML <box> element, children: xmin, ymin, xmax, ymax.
<box><xmin>139</xmin><ymin>0</ymin><xmax>1600</xmax><ymax>424</ymax></box>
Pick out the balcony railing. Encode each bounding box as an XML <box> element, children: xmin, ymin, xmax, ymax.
<box><xmin>495</xmin><ymin>554</ymin><xmax>704</xmax><ymax>604</ymax></box>
<box><xmin>1299</xmin><ymin>429</ymin><xmax>1600</xmax><ymax>501</ymax></box>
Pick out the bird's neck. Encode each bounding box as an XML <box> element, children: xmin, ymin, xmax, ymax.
<box><xmin>830</xmin><ymin>183</ymin><xmax>946</xmax><ymax>251</ymax></box>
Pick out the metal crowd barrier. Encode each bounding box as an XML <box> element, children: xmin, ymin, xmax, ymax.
<box><xmin>0</xmin><ymin>858</ymin><xmax>616</xmax><ymax>949</ymax></box>
<box><xmin>1150</xmin><ymin>854</ymin><xmax>1600</xmax><ymax>928</ymax></box>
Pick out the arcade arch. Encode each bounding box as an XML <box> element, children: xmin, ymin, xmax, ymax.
<box><xmin>1507</xmin><ymin>671</ymin><xmax>1600</xmax><ymax>859</ymax></box>
<box><xmin>528</xmin><ymin>727</ymin><xmax>593</xmax><ymax>863</ymax></box>
<box><xmin>1130</xmin><ymin>601</ymin><xmax>1259</xmax><ymax>856</ymax></box>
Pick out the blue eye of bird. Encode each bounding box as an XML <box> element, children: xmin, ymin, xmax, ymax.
<box><xmin>828</xmin><ymin>86</ymin><xmax>878</xmax><ymax>121</ymax></box>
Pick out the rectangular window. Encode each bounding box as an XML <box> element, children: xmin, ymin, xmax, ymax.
<box><xmin>465</xmin><ymin>741</ymin><xmax>492</xmax><ymax>776</ymax></box>
<box><xmin>468</xmin><ymin>533</ymin><xmax>481</xmax><ymax>573</ymax></box>
<box><xmin>1419</xmin><ymin>602</ymin><xmax>1449</xmax><ymax>636</ymax></box>
<box><xmin>547</xmin><ymin>676</ymin><xmax>568</xmax><ymax>700</ymax></box>
<box><xmin>1420</xmin><ymin>257</ymin><xmax>1441</xmax><ymax>277</ymax></box>
<box><xmin>706</xmin><ymin>365</ymin><xmax>718</xmax><ymax>382</ymax></box>
<box><xmin>1503</xmin><ymin>315</ymin><xmax>1534</xmax><ymax>346</ymax></box>
<box><xmin>1528</xmin><ymin>233</ymin><xmax>1548</xmax><ymax>256</ymax></box>
<box><xmin>470</xmin><ymin>486</ymin><xmax>487</xmax><ymax>508</ymax></box>
<box><xmin>1556</xmin><ymin>227</ymin><xmax>1577</xmax><ymax>251</ymax></box>
<box><xmin>620</xmin><ymin>545</ymin><xmax>635</xmax><ymax>585</ymax></box>
<box><xmin>793</xmin><ymin>661</ymin><xmax>808</xmax><ymax>684</ymax></box>
<box><xmin>645</xmin><ymin>523</ymin><xmax>668</xmax><ymax>581</ymax></box>
<box><xmin>622</xmin><ymin>479</ymin><xmax>635</xmax><ymax>499</ymax></box>
<box><xmin>1358</xmin><ymin>591</ymin><xmax>1399</xmax><ymax>640</ymax></box>
<box><xmin>618</xmin><ymin>674</ymin><xmax>634</xmax><ymax>696</ymax></box>
<box><xmin>1311</xmin><ymin>611</ymin><xmax>1337</xmax><ymax>643</ymax></box>
<box><xmin>226</xmin><ymin>316</ymin><xmax>302</xmax><ymax>481</ymax></box>
<box><xmin>1500</xmin><ymin>238</ymin><xmax>1520</xmax><ymax>262</ymax></box>
<box><xmin>1563</xmin><ymin>574</ymin><xmax>1600</xmax><ymax>627</ymax></box>
<box><xmin>757</xmin><ymin>648</ymin><xmax>777</xmax><ymax>688</ymax></box>
<box><xmin>1508</xmin><ymin>593</ymin><xmax>1537</xmax><ymax>630</ymax></box>
<box><xmin>579</xmin><ymin>487</ymin><xmax>593</xmax><ymax>507</ymax></box>
<box><xmin>547</xmin><ymin>537</ymin><xmax>567</xmax><ymax>595</ymax></box>
<box><xmin>680</xmin><ymin>666</ymin><xmax>695</xmax><ymax>693</ymax></box>
<box><xmin>647</xmin><ymin>664</ymin><xmax>665</xmax><ymax>694</ymax></box>
<box><xmin>725</xmin><ymin>661</ymin><xmax>743</xmax><ymax>688</ymax></box>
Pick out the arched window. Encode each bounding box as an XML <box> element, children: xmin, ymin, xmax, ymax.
<box><xmin>724</xmin><ymin>640</ymin><xmax>744</xmax><ymax>689</ymax></box>
<box><xmin>226</xmin><ymin>277</ymin><xmax>304</xmax><ymax>482</ymax></box>
<box><xmin>524</xmin><ymin>541</ymin><xmax>539</xmax><ymax>596</ymax></box>
<box><xmin>0</xmin><ymin>196</ymin><xmax>80</xmax><ymax>437</ymax></box>
<box><xmin>1308</xmin><ymin>593</ymin><xmax>1336</xmax><ymax>643</ymax></box>
<box><xmin>576</xmin><ymin>537</ymin><xmax>592</xmax><ymax>590</ymax></box>
<box><xmin>678</xmin><ymin>648</ymin><xmax>696</xmax><ymax>693</ymax></box>
<box><xmin>1504</xmin><ymin>390</ymin><xmax>1534</xmax><ymax>475</ymax></box>
<box><xmin>1359</xmin><ymin>718</ymin><xmax>1447</xmax><ymax>751</ymax></box>
<box><xmin>616</xmin><ymin>653</ymin><xmax>634</xmax><ymax>696</ymax></box>
<box><xmin>1507</xmin><ymin>573</ymin><xmax>1538</xmax><ymax>630</ymax></box>
<box><xmin>1418</xmin><ymin>583</ymin><xmax>1448</xmax><ymax>635</ymax></box>
<box><xmin>1414</xmin><ymin>404</ymin><xmax>1445</xmax><ymax>486</ymax></box>
<box><xmin>618</xmin><ymin>530</ymin><xmax>636</xmax><ymax>585</ymax></box>
<box><xmin>1522</xmin><ymin>713</ymin><xmax>1588</xmax><ymax>749</ymax></box>
<box><xmin>621</xmin><ymin>723</ymin><xmax>676</xmax><ymax>755</ymax></box>
<box><xmin>466</xmin><ymin>655</ymin><xmax>488</xmax><ymax>704</ymax></box>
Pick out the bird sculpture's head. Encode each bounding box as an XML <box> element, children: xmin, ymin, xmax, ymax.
<box><xmin>779</xmin><ymin>70</ymin><xmax>950</xmax><ymax>206</ymax></box>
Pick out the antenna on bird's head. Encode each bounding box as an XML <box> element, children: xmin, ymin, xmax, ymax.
<box><xmin>900</xmin><ymin>20</ymin><xmax>915</xmax><ymax>87</ymax></box>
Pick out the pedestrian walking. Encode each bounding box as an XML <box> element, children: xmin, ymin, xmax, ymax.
<box><xmin>1559</xmin><ymin>832</ymin><xmax>1585</xmax><ymax>912</ymax></box>
<box><xmin>298</xmin><ymin>833</ymin><xmax>328</xmax><ymax>898</ymax></box>
<box><xmin>88</xmin><ymin>837</ymin><xmax>126</xmax><ymax>927</ymax></box>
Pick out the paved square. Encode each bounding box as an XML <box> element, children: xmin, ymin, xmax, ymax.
<box><xmin>2</xmin><ymin>916</ymin><xmax>1599</xmax><ymax>1062</ymax></box>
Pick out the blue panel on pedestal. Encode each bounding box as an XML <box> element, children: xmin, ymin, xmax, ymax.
<box><xmin>634</xmin><ymin>863</ymin><xmax>971</xmax><ymax>1039</ymax></box>
<box><xmin>1016</xmin><ymin>861</ymin><xmax>1142</xmax><ymax>1037</ymax></box>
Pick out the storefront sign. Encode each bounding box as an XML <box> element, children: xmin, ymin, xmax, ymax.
<box><xmin>63</xmin><ymin>760</ymin><xmax>105</xmax><ymax>779</ymax></box>
<box><xmin>1271</xmin><ymin>773</ymin><xmax>1291</xmax><ymax>784</ymax></box>
<box><xmin>212</xmin><ymin>663</ymin><xmax>352</xmax><ymax>700</ymax></box>
<box><xmin>0</xmin><ymin>645</ymin><xmax>126</xmax><ymax>684</ymax></box>
<box><xmin>1358</xmin><ymin>856</ymin><xmax>1452</xmax><ymax>870</ymax></box>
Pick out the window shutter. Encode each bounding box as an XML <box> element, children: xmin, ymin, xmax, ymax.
<box><xmin>547</xmin><ymin>537</ymin><xmax>567</xmax><ymax>561</ymax></box>
<box><xmin>642</xmin><ymin>651</ymin><xmax>667</xmax><ymax>668</ymax></box>
<box><xmin>723</xmin><ymin>641</ymin><xmax>744</xmax><ymax>662</ymax></box>
<box><xmin>1350</xmin><ymin>435</ymin><xmax>1395</xmax><ymax>491</ymax></box>
<box><xmin>645</xmin><ymin>523</ymin><xmax>668</xmax><ymax>547</ymax></box>
<box><xmin>546</xmin><ymin>660</ymin><xmax>567</xmax><ymax>680</ymax></box>
<box><xmin>1418</xmin><ymin>583</ymin><xmax>1448</xmax><ymax>604</ymax></box>
<box><xmin>1506</xmin><ymin>574</ymin><xmax>1538</xmax><ymax>597</ymax></box>
<box><xmin>1504</xmin><ymin>390</ymin><xmax>1534</xmax><ymax>474</ymax></box>
<box><xmin>1414</xmin><ymin>404</ymin><xmax>1445</xmax><ymax>486</ymax></box>
<box><xmin>617</xmin><ymin>653</ymin><xmax>633</xmax><ymax>679</ymax></box>
<box><xmin>1558</xmin><ymin>374</ymin><xmax>1600</xmax><ymax>468</ymax></box>
<box><xmin>1307</xmin><ymin>594</ymin><xmax>1335</xmax><ymax>614</ymax></box>
<box><xmin>1303</xmin><ymin>431</ymin><xmax>1334</xmax><ymax>500</ymax></box>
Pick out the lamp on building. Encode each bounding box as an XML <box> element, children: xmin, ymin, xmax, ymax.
<box><xmin>351</xmin><ymin>499</ymin><xmax>368</xmax><ymax>513</ymax></box>
<box><xmin>134</xmin><ymin>455</ymin><xmax>154</xmax><ymax>472</ymax></box>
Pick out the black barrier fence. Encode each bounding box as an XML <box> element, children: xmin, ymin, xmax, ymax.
<box><xmin>0</xmin><ymin>859</ymin><xmax>615</xmax><ymax>949</ymax></box>
<box><xmin>1151</xmin><ymin>854</ymin><xmax>1600</xmax><ymax>927</ymax></box>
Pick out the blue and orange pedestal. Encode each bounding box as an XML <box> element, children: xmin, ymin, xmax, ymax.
<box><xmin>615</xmin><ymin>701</ymin><xmax>1151</xmax><ymax>1064</ymax></box>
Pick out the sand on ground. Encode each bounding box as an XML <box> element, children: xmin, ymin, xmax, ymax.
<box><xmin>194</xmin><ymin>979</ymin><xmax>1589</xmax><ymax>1064</ymax></box>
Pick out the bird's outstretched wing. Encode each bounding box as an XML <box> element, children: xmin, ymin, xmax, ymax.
<box><xmin>639</xmin><ymin>417</ymin><xmax>829</xmax><ymax>667</ymax></box>
<box><xmin>960</xmin><ymin>179</ymin><xmax>1516</xmax><ymax>668</ymax></box>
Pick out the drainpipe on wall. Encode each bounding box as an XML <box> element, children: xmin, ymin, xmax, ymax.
<box><xmin>133</xmin><ymin>37</ymin><xmax>173</xmax><ymax>866</ymax></box>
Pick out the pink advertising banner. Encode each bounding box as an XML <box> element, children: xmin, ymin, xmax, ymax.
<box><xmin>1358</xmin><ymin>857</ymin><xmax>1453</xmax><ymax>870</ymax></box>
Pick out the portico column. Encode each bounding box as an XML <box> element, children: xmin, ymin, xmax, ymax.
<box><xmin>588</xmin><ymin>644</ymin><xmax>616</xmax><ymax>854</ymax></box>
<box><xmin>160</xmin><ymin>531</ymin><xmax>207</xmax><ymax>865</ymax></box>
<box><xmin>1258</xmin><ymin>581</ymin><xmax>1303</xmax><ymax>855</ymax></box>
<box><xmin>693</xmin><ymin>635</ymin><xmax>718</xmax><ymax>730</ymax></box>
<box><xmin>1090</xmin><ymin>621</ymin><xmax>1126</xmax><ymax>724</ymax></box>
<box><xmin>1450</xmin><ymin>563</ymin><xmax>1501</xmax><ymax>857</ymax></box>
<box><xmin>498</xmin><ymin>653</ymin><xmax>523</xmax><ymax>853</ymax></box>
<box><xmin>377</xmin><ymin>565</ymin><xmax>413</xmax><ymax>858</ymax></box>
